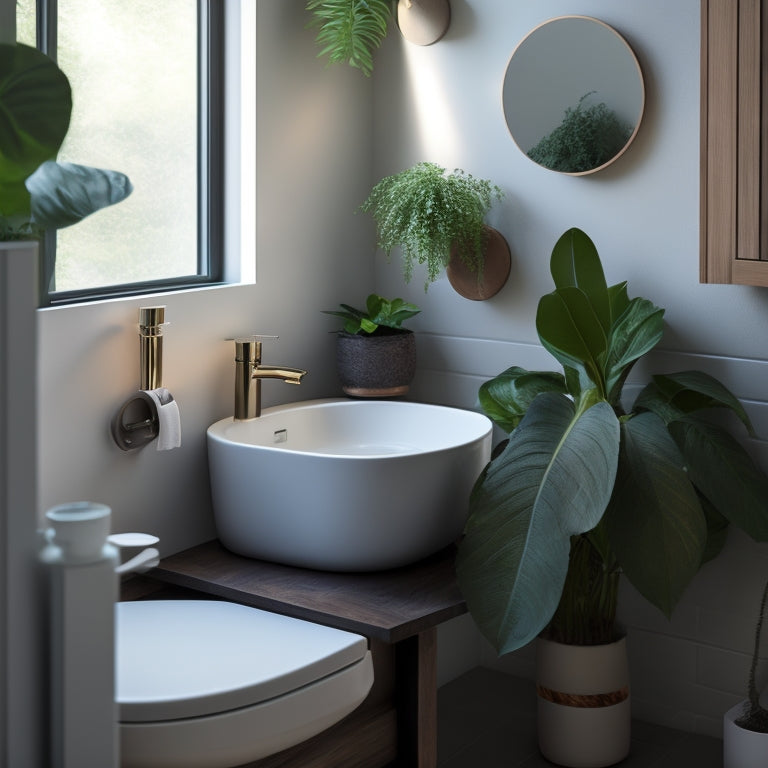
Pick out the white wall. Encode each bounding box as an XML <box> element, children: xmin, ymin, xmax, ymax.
<box><xmin>31</xmin><ymin>0</ymin><xmax>768</xmax><ymax>745</ymax></box>
<box><xmin>373</xmin><ymin>0</ymin><xmax>768</xmax><ymax>738</ymax></box>
<box><xmin>37</xmin><ymin>1</ymin><xmax>375</xmax><ymax>550</ymax></box>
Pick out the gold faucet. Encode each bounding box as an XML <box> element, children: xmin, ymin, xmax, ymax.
<box><xmin>234</xmin><ymin>338</ymin><xmax>307</xmax><ymax>420</ymax></box>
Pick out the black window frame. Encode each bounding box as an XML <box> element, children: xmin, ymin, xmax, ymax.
<box><xmin>36</xmin><ymin>0</ymin><xmax>225</xmax><ymax>306</ymax></box>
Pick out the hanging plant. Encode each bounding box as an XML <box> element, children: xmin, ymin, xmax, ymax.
<box><xmin>361</xmin><ymin>161</ymin><xmax>504</xmax><ymax>290</ymax></box>
<box><xmin>306</xmin><ymin>0</ymin><xmax>392</xmax><ymax>77</ymax></box>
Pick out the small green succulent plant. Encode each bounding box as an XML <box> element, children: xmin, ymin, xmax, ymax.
<box><xmin>323</xmin><ymin>293</ymin><xmax>420</xmax><ymax>335</ymax></box>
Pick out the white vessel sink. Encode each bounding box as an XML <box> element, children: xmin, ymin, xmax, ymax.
<box><xmin>207</xmin><ymin>398</ymin><xmax>492</xmax><ymax>571</ymax></box>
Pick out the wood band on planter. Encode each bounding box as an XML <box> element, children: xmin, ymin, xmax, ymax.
<box><xmin>536</xmin><ymin>636</ymin><xmax>631</xmax><ymax>767</ymax></box>
<box><xmin>536</xmin><ymin>684</ymin><xmax>629</xmax><ymax>708</ymax></box>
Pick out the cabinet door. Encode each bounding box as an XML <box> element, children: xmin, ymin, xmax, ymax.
<box><xmin>701</xmin><ymin>0</ymin><xmax>768</xmax><ymax>285</ymax></box>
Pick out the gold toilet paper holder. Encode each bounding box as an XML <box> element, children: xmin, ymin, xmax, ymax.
<box><xmin>111</xmin><ymin>306</ymin><xmax>167</xmax><ymax>451</ymax></box>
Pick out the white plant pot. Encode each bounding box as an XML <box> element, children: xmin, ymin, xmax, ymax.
<box><xmin>724</xmin><ymin>701</ymin><xmax>768</xmax><ymax>768</ymax></box>
<box><xmin>536</xmin><ymin>636</ymin><xmax>631</xmax><ymax>768</ymax></box>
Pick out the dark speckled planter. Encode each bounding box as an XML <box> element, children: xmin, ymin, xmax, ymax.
<box><xmin>336</xmin><ymin>329</ymin><xmax>416</xmax><ymax>397</ymax></box>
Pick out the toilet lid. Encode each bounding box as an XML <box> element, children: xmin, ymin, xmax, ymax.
<box><xmin>116</xmin><ymin>600</ymin><xmax>368</xmax><ymax>722</ymax></box>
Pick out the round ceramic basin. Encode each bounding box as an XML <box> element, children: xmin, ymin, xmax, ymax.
<box><xmin>207</xmin><ymin>398</ymin><xmax>492</xmax><ymax>571</ymax></box>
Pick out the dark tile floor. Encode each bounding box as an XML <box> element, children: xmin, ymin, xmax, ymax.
<box><xmin>437</xmin><ymin>668</ymin><xmax>723</xmax><ymax>767</ymax></box>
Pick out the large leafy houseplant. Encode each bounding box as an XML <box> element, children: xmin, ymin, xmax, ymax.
<box><xmin>456</xmin><ymin>227</ymin><xmax>768</xmax><ymax>654</ymax></box>
<box><xmin>361</xmin><ymin>161</ymin><xmax>504</xmax><ymax>290</ymax></box>
<box><xmin>0</xmin><ymin>42</ymin><xmax>132</xmax><ymax>241</ymax></box>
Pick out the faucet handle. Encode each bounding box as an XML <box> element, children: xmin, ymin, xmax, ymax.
<box><xmin>231</xmin><ymin>336</ymin><xmax>278</xmax><ymax>364</ymax></box>
<box><xmin>227</xmin><ymin>335</ymin><xmax>279</xmax><ymax>342</ymax></box>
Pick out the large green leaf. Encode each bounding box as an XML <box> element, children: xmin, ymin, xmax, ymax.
<box><xmin>638</xmin><ymin>370</ymin><xmax>754</xmax><ymax>436</ymax></box>
<box><xmin>698</xmin><ymin>491</ymin><xmax>730</xmax><ymax>564</ymax></box>
<box><xmin>606</xmin><ymin>413</ymin><xmax>707</xmax><ymax>617</ymax></box>
<box><xmin>632</xmin><ymin>382</ymin><xmax>684</xmax><ymax>424</ymax></box>
<box><xmin>668</xmin><ymin>416</ymin><xmax>768</xmax><ymax>541</ymax></box>
<box><xmin>537</xmin><ymin>287</ymin><xmax>608</xmax><ymax>394</ymax></box>
<box><xmin>478</xmin><ymin>366</ymin><xmax>567</xmax><ymax>432</ymax></box>
<box><xmin>0</xmin><ymin>179</ymin><xmax>30</xmax><ymax>219</ymax></box>
<box><xmin>0</xmin><ymin>43</ymin><xmax>71</xmax><ymax>188</ymax></box>
<box><xmin>604</xmin><ymin>297</ymin><xmax>664</xmax><ymax>403</ymax></box>
<box><xmin>607</xmin><ymin>280</ymin><xmax>630</xmax><ymax>320</ymax></box>
<box><xmin>26</xmin><ymin>161</ymin><xmax>133</xmax><ymax>229</ymax></box>
<box><xmin>380</xmin><ymin>297</ymin><xmax>420</xmax><ymax>327</ymax></box>
<box><xmin>549</xmin><ymin>228</ymin><xmax>611</xmax><ymax>334</ymax></box>
<box><xmin>456</xmin><ymin>393</ymin><xmax>619</xmax><ymax>654</ymax></box>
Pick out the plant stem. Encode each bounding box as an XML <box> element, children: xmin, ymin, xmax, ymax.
<box><xmin>748</xmin><ymin>578</ymin><xmax>768</xmax><ymax>712</ymax></box>
<box><xmin>544</xmin><ymin>531</ymin><xmax>621</xmax><ymax>645</ymax></box>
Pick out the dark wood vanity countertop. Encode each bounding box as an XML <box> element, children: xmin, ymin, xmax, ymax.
<box><xmin>149</xmin><ymin>539</ymin><xmax>467</xmax><ymax>643</ymax></box>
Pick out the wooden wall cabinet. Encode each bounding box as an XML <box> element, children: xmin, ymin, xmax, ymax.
<box><xmin>701</xmin><ymin>0</ymin><xmax>768</xmax><ymax>285</ymax></box>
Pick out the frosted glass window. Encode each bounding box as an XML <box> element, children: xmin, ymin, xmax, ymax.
<box><xmin>15</xmin><ymin>1</ymin><xmax>35</xmax><ymax>46</ymax></box>
<box><xmin>16</xmin><ymin>0</ymin><xmax>223</xmax><ymax>303</ymax></box>
<box><xmin>55</xmin><ymin>1</ymin><xmax>199</xmax><ymax>292</ymax></box>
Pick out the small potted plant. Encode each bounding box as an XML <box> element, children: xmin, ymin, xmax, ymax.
<box><xmin>0</xmin><ymin>42</ymin><xmax>132</xmax><ymax>242</ymax></box>
<box><xmin>323</xmin><ymin>293</ymin><xmax>420</xmax><ymax>397</ymax></box>
<box><xmin>456</xmin><ymin>228</ymin><xmax>768</xmax><ymax>767</ymax></box>
<box><xmin>724</xmin><ymin>576</ymin><xmax>768</xmax><ymax>768</ymax></box>
<box><xmin>361</xmin><ymin>161</ymin><xmax>509</xmax><ymax>299</ymax></box>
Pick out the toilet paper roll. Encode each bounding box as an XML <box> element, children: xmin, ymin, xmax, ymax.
<box><xmin>144</xmin><ymin>388</ymin><xmax>181</xmax><ymax>451</ymax></box>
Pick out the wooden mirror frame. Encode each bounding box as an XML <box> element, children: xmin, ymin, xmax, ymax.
<box><xmin>701</xmin><ymin>0</ymin><xmax>768</xmax><ymax>285</ymax></box>
<box><xmin>502</xmin><ymin>16</ymin><xmax>645</xmax><ymax>176</ymax></box>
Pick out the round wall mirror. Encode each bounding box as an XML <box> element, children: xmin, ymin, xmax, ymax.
<box><xmin>502</xmin><ymin>16</ymin><xmax>644</xmax><ymax>175</ymax></box>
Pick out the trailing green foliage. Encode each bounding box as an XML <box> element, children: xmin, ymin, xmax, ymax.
<box><xmin>323</xmin><ymin>293</ymin><xmax>420</xmax><ymax>335</ymax></box>
<box><xmin>527</xmin><ymin>92</ymin><xmax>633</xmax><ymax>173</ymax></box>
<box><xmin>0</xmin><ymin>42</ymin><xmax>132</xmax><ymax>240</ymax></box>
<box><xmin>361</xmin><ymin>162</ymin><xmax>504</xmax><ymax>290</ymax></box>
<box><xmin>306</xmin><ymin>0</ymin><xmax>391</xmax><ymax>77</ymax></box>
<box><xmin>456</xmin><ymin>227</ymin><xmax>768</xmax><ymax>653</ymax></box>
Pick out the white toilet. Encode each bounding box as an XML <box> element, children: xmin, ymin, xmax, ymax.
<box><xmin>116</xmin><ymin>600</ymin><xmax>374</xmax><ymax>768</ymax></box>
